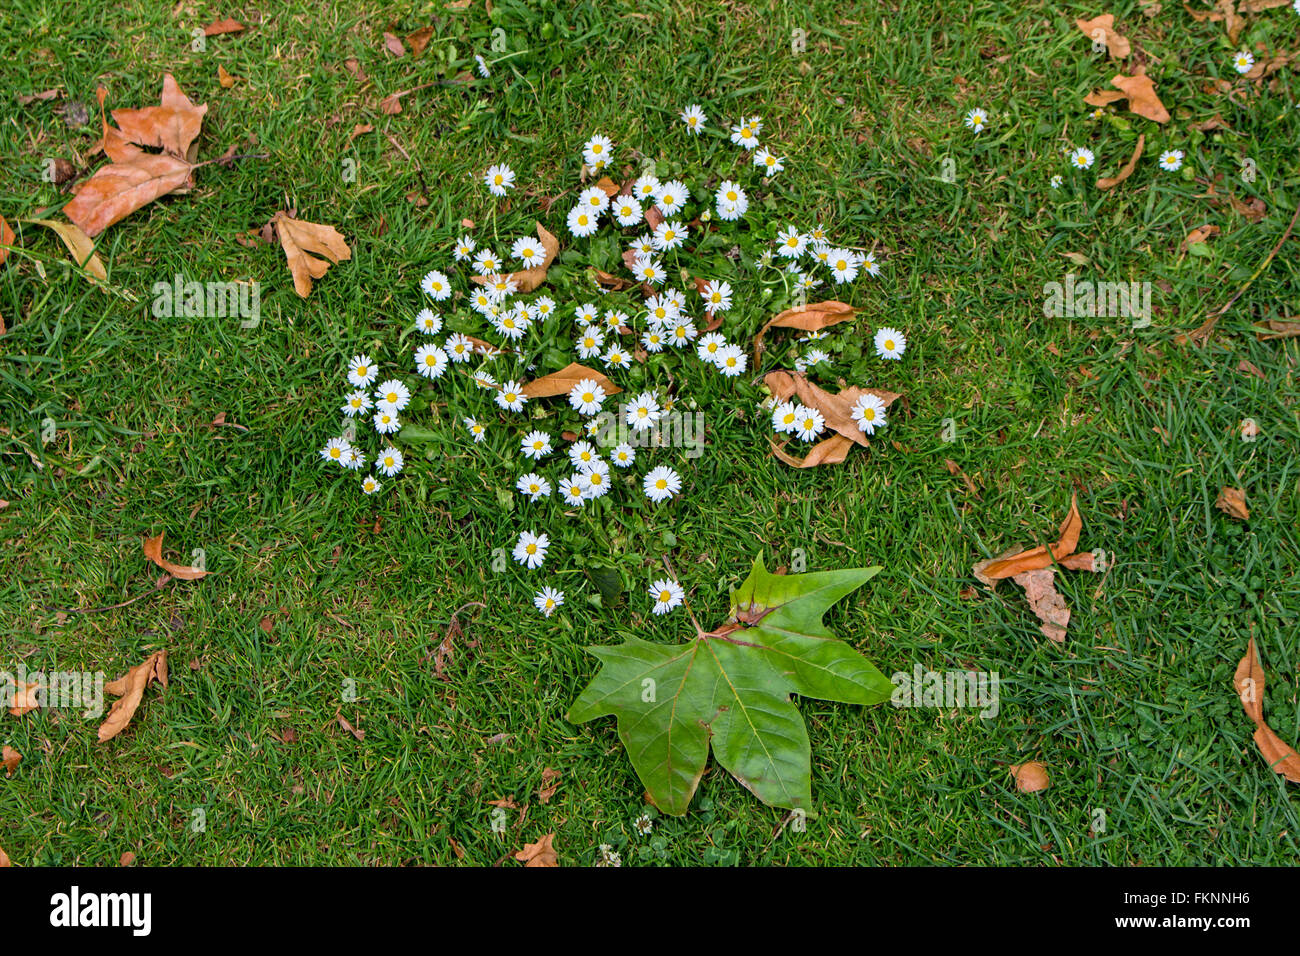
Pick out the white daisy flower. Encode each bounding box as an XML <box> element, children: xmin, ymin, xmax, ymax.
<box><xmin>462</xmin><ymin>417</ymin><xmax>487</xmax><ymax>443</ymax></box>
<box><xmin>625</xmin><ymin>391</ymin><xmax>662</xmax><ymax>432</ymax></box>
<box><xmin>473</xmin><ymin>371</ymin><xmax>498</xmax><ymax>391</ymax></box>
<box><xmin>320</xmin><ymin>436</ymin><xmax>352</xmax><ymax>465</ymax></box>
<box><xmin>1158</xmin><ymin>149</ymin><xmax>1184</xmax><ymax>172</ymax></box>
<box><xmin>602</xmin><ymin>309</ymin><xmax>628</xmax><ymax>331</ymax></box>
<box><xmin>793</xmin><ymin>405</ymin><xmax>824</xmax><ymax>442</ymax></box>
<box><xmin>652</xmin><ymin>220</ymin><xmax>688</xmax><ymax>251</ymax></box>
<box><xmin>1069</xmin><ymin>147</ymin><xmax>1095</xmax><ymax>170</ymax></box>
<box><xmin>645</xmin><ymin>295</ymin><xmax>679</xmax><ymax>327</ymax></box>
<box><xmin>860</xmin><ymin>251</ymin><xmax>881</xmax><ymax>278</ymax></box>
<box><xmin>511</xmin><ymin>235</ymin><xmax>547</xmax><ymax>267</ymax></box>
<box><xmin>754</xmin><ymin>148</ymin><xmax>785</xmax><ymax>176</ymax></box>
<box><xmin>576</xmin><ymin>328</ymin><xmax>606</xmax><ymax>359</ymax></box>
<box><xmin>496</xmin><ymin>380</ymin><xmax>528</xmax><ymax>413</ymax></box>
<box><xmin>633</xmin><ymin>174</ymin><xmax>661</xmax><ymax>202</ymax></box>
<box><xmin>494</xmin><ymin>311</ymin><xmax>527</xmax><ymax>341</ymax></box>
<box><xmin>453</xmin><ymin>235</ymin><xmax>477</xmax><ymax>261</ymax></box>
<box><xmin>512</xmin><ymin>531</ymin><xmax>550</xmax><ymax>569</ymax></box>
<box><xmin>696</xmin><ymin>332</ymin><xmax>727</xmax><ymax>365</ymax></box>
<box><xmin>568</xmin><ymin>440</ymin><xmax>600</xmax><ymax>469</ymax></box>
<box><xmin>772</xmin><ymin>401</ymin><xmax>798</xmax><ymax>433</ymax></box>
<box><xmin>415</xmin><ymin>344</ymin><xmax>449</xmax><ymax>379</ymax></box>
<box><xmin>643</xmin><ymin>466</ymin><xmax>682</xmax><ymax>503</ymax></box>
<box><xmin>1233</xmin><ymin>51</ymin><xmax>1255</xmax><ymax>74</ymax></box>
<box><xmin>414</xmin><ymin>309</ymin><xmax>443</xmax><ymax>335</ymax></box>
<box><xmin>375</xmin><ymin>379</ymin><xmax>411</xmax><ymax>412</ymax></box>
<box><xmin>602</xmin><ymin>345</ymin><xmax>631</xmax><ymax>370</ymax></box>
<box><xmin>633</xmin><ymin>255</ymin><xmax>666</xmax><ymax>285</ymax></box>
<box><xmin>567</xmin><ymin>204</ymin><xmax>600</xmax><ymax>238</ymax></box>
<box><xmin>486</xmin><ymin>273</ymin><xmax>517</xmax><ymax>299</ymax></box>
<box><xmin>559</xmin><ymin>475</ymin><xmax>587</xmax><ymax>507</ymax></box>
<box><xmin>641</xmin><ymin>328</ymin><xmax>666</xmax><ymax>352</ymax></box>
<box><xmin>611</xmin><ymin>443</ymin><xmax>636</xmax><ymax>467</ymax></box>
<box><xmin>475</xmin><ymin>54</ymin><xmax>490</xmax><ymax>77</ymax></box>
<box><xmin>964</xmin><ymin>108</ymin><xmax>989</xmax><ymax>133</ymax></box>
<box><xmin>874</xmin><ymin>327</ymin><xmax>906</xmax><ymax>360</ymax></box>
<box><xmin>851</xmin><ymin>393</ymin><xmax>887</xmax><ymax>435</ymax></box>
<box><xmin>484</xmin><ymin>163</ymin><xmax>516</xmax><ymax>196</ymax></box>
<box><xmin>472</xmin><ymin>249</ymin><xmax>501</xmax><ymax>275</ymax></box>
<box><xmin>649</xmin><ymin>578</ymin><xmax>685</xmax><ymax>614</ymax></box>
<box><xmin>716</xmin><ymin>344</ymin><xmax>747</xmax><ymax>376</ymax></box>
<box><xmin>612</xmin><ymin>196</ymin><xmax>644</xmax><ymax>227</ymax></box>
<box><xmin>362</xmin><ymin>474</ymin><xmax>381</xmax><ymax>495</ymax></box>
<box><xmin>347</xmin><ymin>354</ymin><xmax>378</xmax><ymax>388</ymax></box>
<box><xmin>341</xmin><ymin>390</ymin><xmax>373</xmax><ymax>417</ymax></box>
<box><xmin>421</xmin><ymin>270</ymin><xmax>451</xmax><ymax>301</ymax></box>
<box><xmin>377</xmin><ymin>447</ymin><xmax>404</xmax><ymax>477</ymax></box>
<box><xmin>700</xmin><ymin>279</ymin><xmax>733</xmax><ymax>312</ymax></box>
<box><xmin>373</xmin><ymin>409</ymin><xmax>400</xmax><ymax>435</ymax></box>
<box><xmin>1049</xmin><ymin>174</ymin><xmax>1063</xmax><ymax>189</ymax></box>
<box><xmin>583</xmin><ymin>133</ymin><xmax>614</xmax><ymax>166</ymax></box>
<box><xmin>669</xmin><ymin>320</ymin><xmax>697</xmax><ymax>346</ymax></box>
<box><xmin>534</xmin><ymin>586</ymin><xmax>565</xmax><ymax>617</ymax></box>
<box><xmin>445</xmin><ymin>333</ymin><xmax>474</xmax><ymax>363</ymax></box>
<box><xmin>775</xmin><ymin>226</ymin><xmax>807</xmax><ymax>258</ymax></box>
<box><xmin>533</xmin><ymin>296</ymin><xmax>556</xmax><ymax>320</ymax></box>
<box><xmin>578</xmin><ymin>186</ymin><xmax>611</xmax><ymax>214</ymax></box>
<box><xmin>516</xmin><ymin>472</ymin><xmax>552</xmax><ymax>500</ymax></box>
<box><xmin>680</xmin><ymin>104</ymin><xmax>707</xmax><ymax>133</ymax></box>
<box><xmin>342</xmin><ymin>445</ymin><xmax>365</xmax><ymax>470</ymax></box>
<box><xmin>628</xmin><ymin>234</ymin><xmax>657</xmax><ymax>258</ymax></box>
<box><xmin>521</xmin><ymin>430</ymin><xmax>553</xmax><ymax>460</ymax></box>
<box><xmin>581</xmin><ymin>460</ymin><xmax>611</xmax><ymax>498</ymax></box>
<box><xmin>715</xmin><ymin>180</ymin><xmax>749</xmax><ymax>220</ymax></box>
<box><xmin>653</xmin><ymin>180</ymin><xmax>689</xmax><ymax>216</ymax></box>
<box><xmin>730</xmin><ymin>117</ymin><xmax>761</xmax><ymax>149</ymax></box>
<box><xmin>828</xmin><ymin>249</ymin><xmax>859</xmax><ymax>284</ymax></box>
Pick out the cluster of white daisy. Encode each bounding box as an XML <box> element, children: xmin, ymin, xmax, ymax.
<box><xmin>770</xmin><ymin>328</ymin><xmax>904</xmax><ymax>444</ymax></box>
<box><xmin>318</xmin><ymin>111</ymin><xmax>892</xmax><ymax>619</ymax></box>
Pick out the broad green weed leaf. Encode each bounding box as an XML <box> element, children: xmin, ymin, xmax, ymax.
<box><xmin>567</xmin><ymin>556</ymin><xmax>891</xmax><ymax>815</ymax></box>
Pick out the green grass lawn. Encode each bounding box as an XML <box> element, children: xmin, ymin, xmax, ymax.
<box><xmin>1</xmin><ymin>0</ymin><xmax>1298</xmax><ymax>866</ymax></box>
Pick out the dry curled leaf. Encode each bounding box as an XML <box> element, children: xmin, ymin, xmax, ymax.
<box><xmin>764</xmin><ymin>370</ymin><xmax>900</xmax><ymax>453</ymax></box>
<box><xmin>1012</xmin><ymin>567</ymin><xmax>1070</xmax><ymax>643</ymax></box>
<box><xmin>203</xmin><ymin>18</ymin><xmax>246</xmax><ymax>35</ymax></box>
<box><xmin>1096</xmin><ymin>134</ymin><xmax>1144</xmax><ymax>190</ymax></box>
<box><xmin>143</xmin><ymin>532</ymin><xmax>209</xmax><ymax>580</ymax></box>
<box><xmin>754</xmin><ymin>300</ymin><xmax>857</xmax><ymax>357</ymax></box>
<box><xmin>0</xmin><ymin>845</ymin><xmax>9</xmax><ymax>867</ymax></box>
<box><xmin>22</xmin><ymin>218</ymin><xmax>108</xmax><ymax>280</ymax></box>
<box><xmin>1215</xmin><ymin>486</ymin><xmax>1249</xmax><ymax>520</ymax></box>
<box><xmin>1</xmin><ymin>745</ymin><xmax>21</xmax><ymax>777</ymax></box>
<box><xmin>1010</xmin><ymin>761</ymin><xmax>1050</xmax><ymax>793</ymax></box>
<box><xmin>538</xmin><ymin>767</ymin><xmax>560</xmax><ymax>804</ymax></box>
<box><xmin>0</xmin><ymin>215</ymin><xmax>14</xmax><ymax>267</ymax></box>
<box><xmin>98</xmin><ymin>650</ymin><xmax>167</xmax><ymax>741</ymax></box>
<box><xmin>470</xmin><ymin>222</ymin><xmax>559</xmax><ymax>294</ymax></box>
<box><xmin>1179</xmin><ymin>223</ymin><xmax>1219</xmax><ymax>252</ymax></box>
<box><xmin>1076</xmin><ymin>14</ymin><xmax>1132</xmax><ymax>59</ymax></box>
<box><xmin>405</xmin><ymin>26</ymin><xmax>434</xmax><ymax>57</ymax></box>
<box><xmin>514</xmin><ymin>832</ymin><xmax>558</xmax><ymax>867</ymax></box>
<box><xmin>270</xmin><ymin>211</ymin><xmax>352</xmax><ymax>298</ymax></box>
<box><xmin>768</xmin><ymin>434</ymin><xmax>854</xmax><ymax>469</ymax></box>
<box><xmin>1234</xmin><ymin>638</ymin><xmax>1300</xmax><ymax>782</ymax></box>
<box><xmin>7</xmin><ymin>680</ymin><xmax>40</xmax><ymax>716</ymax></box>
<box><xmin>520</xmin><ymin>362</ymin><xmax>622</xmax><ymax>400</ymax></box>
<box><xmin>1110</xmin><ymin>73</ymin><xmax>1170</xmax><ymax>123</ymax></box>
<box><xmin>973</xmin><ymin>493</ymin><xmax>1083</xmax><ymax>584</ymax></box>
<box><xmin>217</xmin><ymin>65</ymin><xmax>236</xmax><ymax>88</ymax></box>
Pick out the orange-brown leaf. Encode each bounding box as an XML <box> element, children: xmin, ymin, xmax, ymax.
<box><xmin>271</xmin><ymin>211</ymin><xmax>352</xmax><ymax>298</ymax></box>
<box><xmin>1011</xmin><ymin>567</ymin><xmax>1070</xmax><ymax>643</ymax></box>
<box><xmin>110</xmin><ymin>74</ymin><xmax>207</xmax><ymax>159</ymax></box>
<box><xmin>7</xmin><ymin>680</ymin><xmax>40</xmax><ymax>716</ymax></box>
<box><xmin>142</xmin><ymin>532</ymin><xmax>209</xmax><ymax>580</ymax></box>
<box><xmin>98</xmin><ymin>651</ymin><xmax>167</xmax><ymax>742</ymax></box>
<box><xmin>1076</xmin><ymin>14</ymin><xmax>1132</xmax><ymax>59</ymax></box>
<box><xmin>1234</xmin><ymin>639</ymin><xmax>1300</xmax><ymax>782</ymax></box>
<box><xmin>1215</xmin><ymin>486</ymin><xmax>1249</xmax><ymax>520</ymax></box>
<box><xmin>471</xmin><ymin>222</ymin><xmax>559</xmax><ymax>294</ymax></box>
<box><xmin>514</xmin><ymin>832</ymin><xmax>559</xmax><ymax>867</ymax></box>
<box><xmin>63</xmin><ymin>153</ymin><xmax>195</xmax><ymax>237</ymax></box>
<box><xmin>1110</xmin><ymin>73</ymin><xmax>1170</xmax><ymax>123</ymax></box>
<box><xmin>1010</xmin><ymin>761</ymin><xmax>1050</xmax><ymax>793</ymax></box>
<box><xmin>0</xmin><ymin>215</ymin><xmax>14</xmax><ymax>267</ymax></box>
<box><xmin>768</xmin><ymin>434</ymin><xmax>854</xmax><ymax>468</ymax></box>
<box><xmin>1</xmin><ymin>745</ymin><xmax>21</xmax><ymax>777</ymax></box>
<box><xmin>521</xmin><ymin>362</ymin><xmax>622</xmax><ymax>400</ymax></box>
<box><xmin>1096</xmin><ymin>133</ymin><xmax>1144</xmax><ymax>190</ymax></box>
<box><xmin>203</xmin><ymin>18</ymin><xmax>246</xmax><ymax>35</ymax></box>
<box><xmin>973</xmin><ymin>493</ymin><xmax>1082</xmax><ymax>583</ymax></box>
<box><xmin>755</xmin><ymin>300</ymin><xmax>856</xmax><ymax>354</ymax></box>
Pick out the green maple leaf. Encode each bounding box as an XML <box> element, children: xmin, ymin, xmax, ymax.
<box><xmin>567</xmin><ymin>556</ymin><xmax>892</xmax><ymax>815</ymax></box>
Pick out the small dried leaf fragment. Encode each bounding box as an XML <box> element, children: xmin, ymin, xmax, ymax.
<box><xmin>521</xmin><ymin>362</ymin><xmax>622</xmax><ymax>400</ymax></box>
<box><xmin>1011</xmin><ymin>567</ymin><xmax>1070</xmax><ymax>643</ymax></box>
<box><xmin>271</xmin><ymin>211</ymin><xmax>352</xmax><ymax>298</ymax></box>
<box><xmin>1180</xmin><ymin>223</ymin><xmax>1219</xmax><ymax>252</ymax></box>
<box><xmin>203</xmin><ymin>18</ymin><xmax>246</xmax><ymax>35</ymax></box>
<box><xmin>1096</xmin><ymin>134</ymin><xmax>1144</xmax><ymax>190</ymax></box>
<box><xmin>538</xmin><ymin>767</ymin><xmax>560</xmax><ymax>804</ymax></box>
<box><xmin>1</xmin><ymin>745</ymin><xmax>21</xmax><ymax>777</ymax></box>
<box><xmin>1010</xmin><ymin>761</ymin><xmax>1050</xmax><ymax>793</ymax></box>
<box><xmin>0</xmin><ymin>215</ymin><xmax>14</xmax><ymax>267</ymax></box>
<box><xmin>22</xmin><ymin>218</ymin><xmax>108</xmax><ymax>280</ymax></box>
<box><xmin>1076</xmin><ymin>14</ymin><xmax>1132</xmax><ymax>58</ymax></box>
<box><xmin>514</xmin><ymin>832</ymin><xmax>559</xmax><ymax>867</ymax></box>
<box><xmin>1234</xmin><ymin>638</ymin><xmax>1300</xmax><ymax>782</ymax></box>
<box><xmin>8</xmin><ymin>681</ymin><xmax>42</xmax><ymax>716</ymax></box>
<box><xmin>143</xmin><ymin>532</ymin><xmax>208</xmax><ymax>579</ymax></box>
<box><xmin>1215</xmin><ymin>486</ymin><xmax>1249</xmax><ymax>520</ymax></box>
<box><xmin>98</xmin><ymin>650</ymin><xmax>168</xmax><ymax>742</ymax></box>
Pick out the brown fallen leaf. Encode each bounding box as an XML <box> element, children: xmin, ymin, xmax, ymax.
<box><xmin>270</xmin><ymin>211</ymin><xmax>351</xmax><ymax>298</ymax></box>
<box><xmin>1215</xmin><ymin>486</ymin><xmax>1249</xmax><ymax>520</ymax></box>
<box><xmin>521</xmin><ymin>362</ymin><xmax>622</xmax><ymax>400</ymax></box>
<box><xmin>1255</xmin><ymin>318</ymin><xmax>1300</xmax><ymax>340</ymax></box>
<box><xmin>768</xmin><ymin>434</ymin><xmax>854</xmax><ymax>469</ymax></box>
<box><xmin>337</xmin><ymin>711</ymin><xmax>365</xmax><ymax>740</ymax></box>
<box><xmin>1229</xmin><ymin>195</ymin><xmax>1267</xmax><ymax>223</ymax></box>
<box><xmin>383</xmin><ymin>32</ymin><xmax>406</xmax><ymax>56</ymax></box>
<box><xmin>22</xmin><ymin>218</ymin><xmax>108</xmax><ymax>280</ymax></box>
<box><xmin>754</xmin><ymin>300</ymin><xmax>857</xmax><ymax>357</ymax></box>
<box><xmin>98</xmin><ymin>650</ymin><xmax>167</xmax><ymax>741</ymax></box>
<box><xmin>1239</xmin><ymin>0</ymin><xmax>1293</xmax><ymax>9</ymax></box>
<box><xmin>217</xmin><ymin>65</ymin><xmax>236</xmax><ymax>89</ymax></box>
<box><xmin>1076</xmin><ymin>14</ymin><xmax>1132</xmax><ymax>59</ymax></box>
<box><xmin>470</xmin><ymin>222</ymin><xmax>559</xmax><ymax>294</ymax></box>
<box><xmin>119</xmin><ymin>851</ymin><xmax>137</xmax><ymax>866</ymax></box>
<box><xmin>944</xmin><ymin>459</ymin><xmax>980</xmax><ymax>496</ymax></box>
<box><xmin>972</xmin><ymin>493</ymin><xmax>1083</xmax><ymax>584</ymax></box>
<box><xmin>1</xmin><ymin>745</ymin><xmax>21</xmax><ymax>777</ymax></box>
<box><xmin>764</xmin><ymin>370</ymin><xmax>901</xmax><ymax>451</ymax></box>
<box><xmin>406</xmin><ymin>26</ymin><xmax>434</xmax><ymax>57</ymax></box>
<box><xmin>1090</xmin><ymin>73</ymin><xmax>1170</xmax><ymax>123</ymax></box>
<box><xmin>1244</xmin><ymin>53</ymin><xmax>1292</xmax><ymax>81</ymax></box>
<box><xmin>1237</xmin><ymin>358</ymin><xmax>1265</xmax><ymax>379</ymax></box>
<box><xmin>1179</xmin><ymin>223</ymin><xmax>1219</xmax><ymax>253</ymax></box>
<box><xmin>110</xmin><ymin>74</ymin><xmax>207</xmax><ymax>159</ymax></box>
<box><xmin>0</xmin><ymin>845</ymin><xmax>9</xmax><ymax>867</ymax></box>
<box><xmin>0</xmin><ymin>215</ymin><xmax>14</xmax><ymax>267</ymax></box>
<box><xmin>538</xmin><ymin>767</ymin><xmax>561</xmax><ymax>804</ymax></box>
<box><xmin>203</xmin><ymin>18</ymin><xmax>245</xmax><ymax>35</ymax></box>
<box><xmin>1096</xmin><ymin>133</ymin><xmax>1144</xmax><ymax>190</ymax></box>
<box><xmin>17</xmin><ymin>88</ymin><xmax>63</xmax><ymax>105</ymax></box>
<box><xmin>1010</xmin><ymin>761</ymin><xmax>1050</xmax><ymax>793</ymax></box>
<box><xmin>1084</xmin><ymin>89</ymin><xmax>1127</xmax><ymax>108</ymax></box>
<box><xmin>7</xmin><ymin>680</ymin><xmax>40</xmax><ymax>716</ymax></box>
<box><xmin>348</xmin><ymin>123</ymin><xmax>374</xmax><ymax>144</ymax></box>
<box><xmin>142</xmin><ymin>532</ymin><xmax>209</xmax><ymax>580</ymax></box>
<box><xmin>1012</xmin><ymin>567</ymin><xmax>1070</xmax><ymax>643</ymax></box>
<box><xmin>514</xmin><ymin>832</ymin><xmax>558</xmax><ymax>867</ymax></box>
<box><xmin>594</xmin><ymin>269</ymin><xmax>634</xmax><ymax>291</ymax></box>
<box><xmin>1234</xmin><ymin>638</ymin><xmax>1300</xmax><ymax>782</ymax></box>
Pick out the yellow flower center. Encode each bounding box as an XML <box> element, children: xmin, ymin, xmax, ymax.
<box><xmin>656</xmin><ymin>479</ymin><xmax>667</xmax><ymax>490</ymax></box>
<box><xmin>526</xmin><ymin>544</ymin><xmax>536</xmax><ymax>555</ymax></box>
<box><xmin>884</xmin><ymin>340</ymin><xmax>895</xmax><ymax>351</ymax></box>
<box><xmin>659</xmin><ymin>590</ymin><xmax>672</xmax><ymax>602</ymax></box>
<box><xmin>330</xmin><ymin>448</ymin><xmax>341</xmax><ymax>458</ymax></box>
<box><xmin>836</xmin><ymin>260</ymin><xmax>847</xmax><ymax>270</ymax></box>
